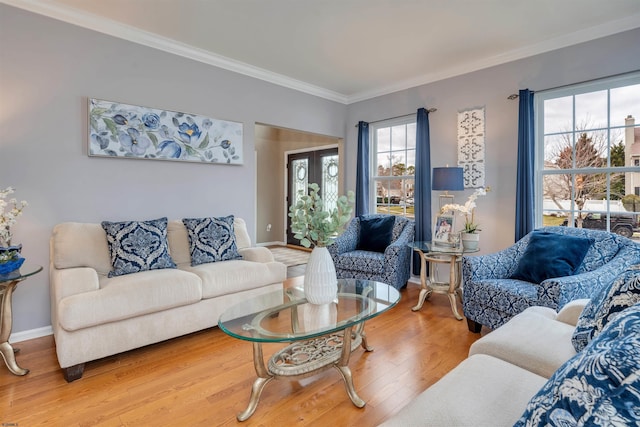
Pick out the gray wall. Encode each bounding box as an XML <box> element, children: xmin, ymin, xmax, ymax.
<box><xmin>345</xmin><ymin>27</ymin><xmax>640</xmax><ymax>256</ymax></box>
<box><xmin>0</xmin><ymin>5</ymin><xmax>346</xmax><ymax>335</ymax></box>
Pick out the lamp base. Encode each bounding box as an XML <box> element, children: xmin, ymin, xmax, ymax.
<box><xmin>439</xmin><ymin>193</ymin><xmax>455</xmax><ymax>212</ymax></box>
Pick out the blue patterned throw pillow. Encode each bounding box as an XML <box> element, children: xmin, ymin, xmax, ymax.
<box><xmin>101</xmin><ymin>217</ymin><xmax>176</xmax><ymax>277</ymax></box>
<box><xmin>182</xmin><ymin>215</ymin><xmax>242</xmax><ymax>266</ymax></box>
<box><xmin>510</xmin><ymin>231</ymin><xmax>593</xmax><ymax>284</ymax></box>
<box><xmin>571</xmin><ymin>265</ymin><xmax>640</xmax><ymax>352</ymax></box>
<box><xmin>515</xmin><ymin>302</ymin><xmax>640</xmax><ymax>426</ymax></box>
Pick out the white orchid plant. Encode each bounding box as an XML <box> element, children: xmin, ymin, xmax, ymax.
<box><xmin>0</xmin><ymin>187</ymin><xmax>28</xmax><ymax>248</ymax></box>
<box><xmin>441</xmin><ymin>187</ymin><xmax>490</xmax><ymax>234</ymax></box>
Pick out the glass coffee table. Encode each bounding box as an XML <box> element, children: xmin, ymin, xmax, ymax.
<box><xmin>218</xmin><ymin>278</ymin><xmax>400</xmax><ymax>421</ymax></box>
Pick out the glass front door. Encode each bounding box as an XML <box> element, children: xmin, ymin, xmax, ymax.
<box><xmin>287</xmin><ymin>148</ymin><xmax>339</xmax><ymax>245</ymax></box>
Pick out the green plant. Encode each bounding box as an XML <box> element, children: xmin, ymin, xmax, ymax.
<box><xmin>288</xmin><ymin>183</ymin><xmax>355</xmax><ymax>248</ymax></box>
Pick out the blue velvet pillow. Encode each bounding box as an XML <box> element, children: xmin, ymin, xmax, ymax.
<box><xmin>510</xmin><ymin>231</ymin><xmax>593</xmax><ymax>284</ymax></box>
<box><xmin>572</xmin><ymin>265</ymin><xmax>640</xmax><ymax>352</ymax></box>
<box><xmin>101</xmin><ymin>217</ymin><xmax>176</xmax><ymax>277</ymax></box>
<box><xmin>514</xmin><ymin>302</ymin><xmax>640</xmax><ymax>426</ymax></box>
<box><xmin>182</xmin><ymin>215</ymin><xmax>242</xmax><ymax>266</ymax></box>
<box><xmin>356</xmin><ymin>216</ymin><xmax>395</xmax><ymax>253</ymax></box>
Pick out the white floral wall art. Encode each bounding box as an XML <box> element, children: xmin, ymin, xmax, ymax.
<box><xmin>88</xmin><ymin>98</ymin><xmax>243</xmax><ymax>165</ymax></box>
<box><xmin>457</xmin><ymin>107</ymin><xmax>485</xmax><ymax>188</ymax></box>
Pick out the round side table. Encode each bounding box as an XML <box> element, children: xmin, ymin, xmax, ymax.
<box><xmin>0</xmin><ymin>263</ymin><xmax>43</xmax><ymax>375</ymax></box>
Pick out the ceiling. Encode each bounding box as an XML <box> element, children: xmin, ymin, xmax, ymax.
<box><xmin>6</xmin><ymin>0</ymin><xmax>640</xmax><ymax>103</ymax></box>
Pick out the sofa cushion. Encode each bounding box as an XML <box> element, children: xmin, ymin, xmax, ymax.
<box><xmin>379</xmin><ymin>354</ymin><xmax>548</xmax><ymax>427</ymax></box>
<box><xmin>510</xmin><ymin>231</ymin><xmax>593</xmax><ymax>284</ymax></box>
<box><xmin>101</xmin><ymin>217</ymin><xmax>176</xmax><ymax>277</ymax></box>
<box><xmin>182</xmin><ymin>215</ymin><xmax>242</xmax><ymax>266</ymax></box>
<box><xmin>469</xmin><ymin>307</ymin><xmax>577</xmax><ymax>378</ymax></box>
<box><xmin>357</xmin><ymin>215</ymin><xmax>394</xmax><ymax>253</ymax></box>
<box><xmin>58</xmin><ymin>268</ymin><xmax>202</xmax><ymax>331</ymax></box>
<box><xmin>572</xmin><ymin>265</ymin><xmax>640</xmax><ymax>352</ymax></box>
<box><xmin>52</xmin><ymin>222</ymin><xmax>113</xmax><ymax>275</ymax></box>
<box><xmin>182</xmin><ymin>259</ymin><xmax>286</xmax><ymax>299</ymax></box>
<box><xmin>515</xmin><ymin>303</ymin><xmax>640</xmax><ymax>426</ymax></box>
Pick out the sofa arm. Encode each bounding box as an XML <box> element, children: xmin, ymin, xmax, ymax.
<box><xmin>50</xmin><ymin>267</ymin><xmax>100</xmax><ymax>303</ymax></box>
<box><xmin>328</xmin><ymin>220</ymin><xmax>359</xmax><ymax>259</ymax></box>
<box><xmin>538</xmin><ymin>244</ymin><xmax>640</xmax><ymax>309</ymax></box>
<box><xmin>383</xmin><ymin>224</ymin><xmax>414</xmax><ymax>263</ymax></box>
<box><xmin>555</xmin><ymin>299</ymin><xmax>589</xmax><ymax>326</ymax></box>
<box><xmin>238</xmin><ymin>247</ymin><xmax>275</xmax><ymax>263</ymax></box>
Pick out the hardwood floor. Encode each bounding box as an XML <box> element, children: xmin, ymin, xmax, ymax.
<box><xmin>1</xmin><ymin>278</ymin><xmax>482</xmax><ymax>426</ymax></box>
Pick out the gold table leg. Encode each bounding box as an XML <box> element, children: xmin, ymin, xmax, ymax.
<box><xmin>0</xmin><ymin>279</ymin><xmax>29</xmax><ymax>375</ymax></box>
<box><xmin>447</xmin><ymin>256</ymin><xmax>464</xmax><ymax>321</ymax></box>
<box><xmin>412</xmin><ymin>251</ymin><xmax>432</xmax><ymax>311</ymax></box>
<box><xmin>237</xmin><ymin>341</ymin><xmax>273</xmax><ymax>422</ymax></box>
<box><xmin>334</xmin><ymin>326</ymin><xmax>365</xmax><ymax>408</ymax></box>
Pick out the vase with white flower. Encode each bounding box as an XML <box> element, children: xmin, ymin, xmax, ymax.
<box><xmin>441</xmin><ymin>187</ymin><xmax>489</xmax><ymax>250</ymax></box>
<box><xmin>0</xmin><ymin>187</ymin><xmax>28</xmax><ymax>274</ymax></box>
<box><xmin>288</xmin><ymin>183</ymin><xmax>354</xmax><ymax>304</ymax></box>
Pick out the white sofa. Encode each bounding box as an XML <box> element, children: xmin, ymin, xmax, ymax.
<box><xmin>50</xmin><ymin>218</ymin><xmax>286</xmax><ymax>382</ymax></box>
<box><xmin>380</xmin><ymin>299</ymin><xmax>588</xmax><ymax>426</ymax></box>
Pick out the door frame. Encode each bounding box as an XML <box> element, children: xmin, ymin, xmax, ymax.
<box><xmin>283</xmin><ymin>144</ymin><xmax>340</xmax><ymax>245</ymax></box>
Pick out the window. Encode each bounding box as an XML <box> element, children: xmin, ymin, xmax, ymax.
<box><xmin>371</xmin><ymin>118</ymin><xmax>416</xmax><ymax>218</ymax></box>
<box><xmin>536</xmin><ymin>72</ymin><xmax>640</xmax><ymax>239</ymax></box>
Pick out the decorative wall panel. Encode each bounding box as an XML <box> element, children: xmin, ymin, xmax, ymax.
<box><xmin>457</xmin><ymin>107</ymin><xmax>485</xmax><ymax>188</ymax></box>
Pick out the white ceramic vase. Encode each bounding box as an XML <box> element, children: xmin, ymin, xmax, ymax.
<box><xmin>302</xmin><ymin>303</ymin><xmax>338</xmax><ymax>331</ymax></box>
<box><xmin>461</xmin><ymin>232</ymin><xmax>480</xmax><ymax>250</ymax></box>
<box><xmin>304</xmin><ymin>246</ymin><xmax>338</xmax><ymax>304</ymax></box>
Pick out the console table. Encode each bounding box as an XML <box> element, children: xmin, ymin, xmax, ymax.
<box><xmin>409</xmin><ymin>241</ymin><xmax>478</xmax><ymax>320</ymax></box>
<box><xmin>218</xmin><ymin>278</ymin><xmax>400</xmax><ymax>421</ymax></box>
<box><xmin>0</xmin><ymin>263</ymin><xmax>43</xmax><ymax>375</ymax></box>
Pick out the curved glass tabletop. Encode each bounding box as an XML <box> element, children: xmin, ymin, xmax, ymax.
<box><xmin>218</xmin><ymin>279</ymin><xmax>400</xmax><ymax>343</ymax></box>
<box><xmin>0</xmin><ymin>263</ymin><xmax>43</xmax><ymax>283</ymax></box>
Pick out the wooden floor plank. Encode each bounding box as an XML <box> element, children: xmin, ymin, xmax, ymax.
<box><xmin>0</xmin><ymin>280</ymin><xmax>483</xmax><ymax>426</ymax></box>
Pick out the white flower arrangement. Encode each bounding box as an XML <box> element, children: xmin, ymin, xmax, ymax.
<box><xmin>441</xmin><ymin>187</ymin><xmax>490</xmax><ymax>234</ymax></box>
<box><xmin>0</xmin><ymin>187</ymin><xmax>28</xmax><ymax>246</ymax></box>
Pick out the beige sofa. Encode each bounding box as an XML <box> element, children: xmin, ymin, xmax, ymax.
<box><xmin>380</xmin><ymin>299</ymin><xmax>588</xmax><ymax>426</ymax></box>
<box><xmin>50</xmin><ymin>218</ymin><xmax>286</xmax><ymax>382</ymax></box>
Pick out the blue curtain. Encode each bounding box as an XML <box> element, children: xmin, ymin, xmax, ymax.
<box><xmin>355</xmin><ymin>121</ymin><xmax>370</xmax><ymax>216</ymax></box>
<box><xmin>413</xmin><ymin>108</ymin><xmax>431</xmax><ymax>275</ymax></box>
<box><xmin>515</xmin><ymin>89</ymin><xmax>535</xmax><ymax>241</ymax></box>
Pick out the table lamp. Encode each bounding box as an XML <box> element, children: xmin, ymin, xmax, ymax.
<box><xmin>432</xmin><ymin>166</ymin><xmax>464</xmax><ymax>211</ymax></box>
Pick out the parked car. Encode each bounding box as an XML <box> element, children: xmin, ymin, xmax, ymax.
<box><xmin>561</xmin><ymin>212</ymin><xmax>639</xmax><ymax>238</ymax></box>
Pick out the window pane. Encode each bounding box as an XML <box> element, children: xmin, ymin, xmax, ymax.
<box><xmin>391</xmin><ymin>151</ymin><xmax>407</xmax><ymax>176</ymax></box>
<box><xmin>391</xmin><ymin>125</ymin><xmax>406</xmax><ymax>151</ymax></box>
<box><xmin>544</xmin><ymin>133</ymin><xmax>571</xmax><ymax>168</ymax></box>
<box><xmin>406</xmin><ymin>149</ymin><xmax>416</xmax><ymax>175</ymax></box>
<box><xmin>611</xmin><ymin>84</ymin><xmax>640</xmax><ymax>127</ymax></box>
<box><xmin>321</xmin><ymin>155</ymin><xmax>339</xmax><ymax>212</ymax></box>
<box><xmin>575</xmin><ymin>90</ymin><xmax>608</xmax><ymax>131</ymax></box>
<box><xmin>376</xmin><ymin>153</ymin><xmax>391</xmax><ymax>176</ymax></box>
<box><xmin>544</xmin><ymin>96</ymin><xmax>573</xmax><ymax>134</ymax></box>
<box><xmin>377</xmin><ymin>127</ymin><xmax>391</xmax><ymax>152</ymax></box>
<box><xmin>406</xmin><ymin>123</ymin><xmax>416</xmax><ymax>149</ymax></box>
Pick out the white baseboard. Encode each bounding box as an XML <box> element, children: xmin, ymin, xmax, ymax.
<box><xmin>408</xmin><ymin>275</ymin><xmax>421</xmax><ymax>286</ymax></box>
<box><xmin>10</xmin><ymin>325</ymin><xmax>53</xmax><ymax>343</ymax></box>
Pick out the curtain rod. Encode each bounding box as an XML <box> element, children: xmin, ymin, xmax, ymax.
<box><xmin>354</xmin><ymin>108</ymin><xmax>437</xmax><ymax>127</ymax></box>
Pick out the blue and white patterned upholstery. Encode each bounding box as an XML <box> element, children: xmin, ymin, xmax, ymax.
<box><xmin>327</xmin><ymin>214</ymin><xmax>414</xmax><ymax>290</ymax></box>
<box><xmin>462</xmin><ymin>226</ymin><xmax>640</xmax><ymax>331</ymax></box>
<box><xmin>102</xmin><ymin>217</ymin><xmax>176</xmax><ymax>277</ymax></box>
<box><xmin>182</xmin><ymin>215</ymin><xmax>243</xmax><ymax>266</ymax></box>
<box><xmin>514</xmin><ymin>302</ymin><xmax>640</xmax><ymax>426</ymax></box>
<box><xmin>572</xmin><ymin>265</ymin><xmax>640</xmax><ymax>352</ymax></box>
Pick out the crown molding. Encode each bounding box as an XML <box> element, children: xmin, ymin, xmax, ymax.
<box><xmin>3</xmin><ymin>0</ymin><xmax>640</xmax><ymax>106</ymax></box>
<box><xmin>346</xmin><ymin>13</ymin><xmax>640</xmax><ymax>104</ymax></box>
<box><xmin>1</xmin><ymin>0</ymin><xmax>349</xmax><ymax>104</ymax></box>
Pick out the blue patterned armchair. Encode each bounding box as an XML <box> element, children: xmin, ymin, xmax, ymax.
<box><xmin>462</xmin><ymin>226</ymin><xmax>640</xmax><ymax>332</ymax></box>
<box><xmin>327</xmin><ymin>214</ymin><xmax>415</xmax><ymax>290</ymax></box>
